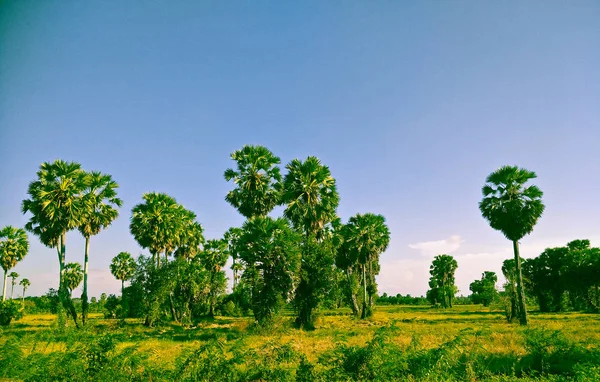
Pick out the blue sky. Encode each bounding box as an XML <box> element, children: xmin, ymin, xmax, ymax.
<box><xmin>1</xmin><ymin>1</ymin><xmax>599</xmax><ymax>298</ymax></box>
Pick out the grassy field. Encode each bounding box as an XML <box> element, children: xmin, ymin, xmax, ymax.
<box><xmin>2</xmin><ymin>305</ymin><xmax>600</xmax><ymax>381</ymax></box>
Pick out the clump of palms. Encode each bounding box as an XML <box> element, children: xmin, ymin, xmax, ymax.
<box><xmin>8</xmin><ymin>272</ymin><xmax>19</xmax><ymax>300</ymax></box>
<box><xmin>0</xmin><ymin>226</ymin><xmax>29</xmax><ymax>301</ymax></box>
<box><xmin>480</xmin><ymin>165</ymin><xmax>545</xmax><ymax>325</ymax></box>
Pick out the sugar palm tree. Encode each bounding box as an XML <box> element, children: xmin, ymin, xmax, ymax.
<box><xmin>22</xmin><ymin>160</ymin><xmax>85</xmax><ymax>326</ymax></box>
<box><xmin>428</xmin><ymin>254</ymin><xmax>459</xmax><ymax>308</ymax></box>
<box><xmin>110</xmin><ymin>252</ymin><xmax>136</xmax><ymax>294</ymax></box>
<box><xmin>0</xmin><ymin>226</ymin><xmax>29</xmax><ymax>301</ymax></box>
<box><xmin>200</xmin><ymin>239</ymin><xmax>229</xmax><ymax>317</ymax></box>
<box><xmin>19</xmin><ymin>278</ymin><xmax>30</xmax><ymax>302</ymax></box>
<box><xmin>63</xmin><ymin>262</ymin><xmax>83</xmax><ymax>297</ymax></box>
<box><xmin>480</xmin><ymin>165</ymin><xmax>545</xmax><ymax>325</ymax></box>
<box><xmin>281</xmin><ymin>156</ymin><xmax>340</xmax><ymax>328</ymax></box>
<box><xmin>8</xmin><ymin>272</ymin><xmax>19</xmax><ymax>299</ymax></box>
<box><xmin>343</xmin><ymin>213</ymin><xmax>390</xmax><ymax>318</ymax></box>
<box><xmin>224</xmin><ymin>145</ymin><xmax>282</xmax><ymax>219</ymax></box>
<box><xmin>130</xmin><ymin>192</ymin><xmax>187</xmax><ymax>267</ymax></box>
<box><xmin>174</xmin><ymin>221</ymin><xmax>204</xmax><ymax>261</ymax></box>
<box><xmin>78</xmin><ymin>171</ymin><xmax>122</xmax><ymax>324</ymax></box>
<box><xmin>224</xmin><ymin>227</ymin><xmax>242</xmax><ymax>290</ymax></box>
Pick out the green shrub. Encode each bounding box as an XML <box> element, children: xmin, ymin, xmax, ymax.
<box><xmin>0</xmin><ymin>300</ymin><xmax>24</xmax><ymax>326</ymax></box>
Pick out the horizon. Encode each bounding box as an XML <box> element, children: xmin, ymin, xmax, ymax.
<box><xmin>1</xmin><ymin>1</ymin><xmax>599</xmax><ymax>299</ymax></box>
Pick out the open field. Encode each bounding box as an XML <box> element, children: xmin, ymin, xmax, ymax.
<box><xmin>2</xmin><ymin>305</ymin><xmax>600</xmax><ymax>381</ymax></box>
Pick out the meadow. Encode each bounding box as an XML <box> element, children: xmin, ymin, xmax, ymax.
<box><xmin>2</xmin><ymin>305</ymin><xmax>600</xmax><ymax>381</ymax></box>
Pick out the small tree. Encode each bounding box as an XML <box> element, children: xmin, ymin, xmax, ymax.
<box><xmin>19</xmin><ymin>278</ymin><xmax>30</xmax><ymax>302</ymax></box>
<box><xmin>63</xmin><ymin>263</ymin><xmax>83</xmax><ymax>297</ymax></box>
<box><xmin>8</xmin><ymin>272</ymin><xmax>19</xmax><ymax>300</ymax></box>
<box><xmin>480</xmin><ymin>165</ymin><xmax>545</xmax><ymax>325</ymax></box>
<box><xmin>0</xmin><ymin>226</ymin><xmax>29</xmax><ymax>301</ymax></box>
<box><xmin>427</xmin><ymin>254</ymin><xmax>458</xmax><ymax>308</ymax></box>
<box><xmin>469</xmin><ymin>271</ymin><xmax>498</xmax><ymax>307</ymax></box>
<box><xmin>110</xmin><ymin>252</ymin><xmax>136</xmax><ymax>294</ymax></box>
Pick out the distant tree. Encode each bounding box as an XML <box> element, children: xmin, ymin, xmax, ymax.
<box><xmin>0</xmin><ymin>226</ymin><xmax>29</xmax><ymax>301</ymax></box>
<box><xmin>480</xmin><ymin>165</ymin><xmax>544</xmax><ymax>325</ymax></box>
<box><xmin>63</xmin><ymin>263</ymin><xmax>83</xmax><ymax>297</ymax></box>
<box><xmin>22</xmin><ymin>160</ymin><xmax>86</xmax><ymax>326</ymax></box>
<box><xmin>469</xmin><ymin>271</ymin><xmax>498</xmax><ymax>307</ymax></box>
<box><xmin>19</xmin><ymin>278</ymin><xmax>30</xmax><ymax>302</ymax></box>
<box><xmin>8</xmin><ymin>272</ymin><xmax>19</xmax><ymax>300</ymax></box>
<box><xmin>224</xmin><ymin>145</ymin><xmax>282</xmax><ymax>219</ymax></box>
<box><xmin>224</xmin><ymin>227</ymin><xmax>243</xmax><ymax>291</ymax></box>
<box><xmin>237</xmin><ymin>217</ymin><xmax>301</xmax><ymax>325</ymax></box>
<box><xmin>200</xmin><ymin>239</ymin><xmax>229</xmax><ymax>317</ymax></box>
<box><xmin>281</xmin><ymin>156</ymin><xmax>340</xmax><ymax>328</ymax></box>
<box><xmin>78</xmin><ymin>171</ymin><xmax>122</xmax><ymax>324</ymax></box>
<box><xmin>339</xmin><ymin>214</ymin><xmax>391</xmax><ymax>318</ymax></box>
<box><xmin>110</xmin><ymin>252</ymin><xmax>136</xmax><ymax>294</ymax></box>
<box><xmin>427</xmin><ymin>254</ymin><xmax>458</xmax><ymax>308</ymax></box>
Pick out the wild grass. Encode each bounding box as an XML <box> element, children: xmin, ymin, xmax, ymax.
<box><xmin>1</xmin><ymin>305</ymin><xmax>599</xmax><ymax>381</ymax></box>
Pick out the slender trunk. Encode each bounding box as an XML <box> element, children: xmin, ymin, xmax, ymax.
<box><xmin>169</xmin><ymin>294</ymin><xmax>177</xmax><ymax>322</ymax></box>
<box><xmin>513</xmin><ymin>240</ymin><xmax>528</xmax><ymax>326</ymax></box>
<box><xmin>2</xmin><ymin>271</ymin><xmax>6</xmax><ymax>301</ymax></box>
<box><xmin>10</xmin><ymin>281</ymin><xmax>15</xmax><ymax>299</ymax></box>
<box><xmin>209</xmin><ymin>271</ymin><xmax>215</xmax><ymax>317</ymax></box>
<box><xmin>121</xmin><ymin>280</ymin><xmax>125</xmax><ymax>296</ymax></box>
<box><xmin>232</xmin><ymin>257</ymin><xmax>237</xmax><ymax>291</ymax></box>
<box><xmin>60</xmin><ymin>232</ymin><xmax>79</xmax><ymax>328</ymax></box>
<box><xmin>361</xmin><ymin>264</ymin><xmax>367</xmax><ymax>319</ymax></box>
<box><xmin>346</xmin><ymin>270</ymin><xmax>359</xmax><ymax>316</ymax></box>
<box><xmin>157</xmin><ymin>251</ymin><xmax>161</xmax><ymax>268</ymax></box>
<box><xmin>22</xmin><ymin>287</ymin><xmax>26</xmax><ymax>303</ymax></box>
<box><xmin>368</xmin><ymin>261</ymin><xmax>374</xmax><ymax>310</ymax></box>
<box><xmin>82</xmin><ymin>236</ymin><xmax>90</xmax><ymax>325</ymax></box>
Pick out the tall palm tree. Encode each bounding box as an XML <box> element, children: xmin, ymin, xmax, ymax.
<box><xmin>224</xmin><ymin>227</ymin><xmax>242</xmax><ymax>290</ymax></box>
<box><xmin>174</xmin><ymin>221</ymin><xmax>204</xmax><ymax>261</ymax></box>
<box><xmin>110</xmin><ymin>252</ymin><xmax>136</xmax><ymax>294</ymax></box>
<box><xmin>22</xmin><ymin>160</ymin><xmax>86</xmax><ymax>326</ymax></box>
<box><xmin>343</xmin><ymin>213</ymin><xmax>390</xmax><ymax>318</ymax></box>
<box><xmin>19</xmin><ymin>278</ymin><xmax>30</xmax><ymax>302</ymax></box>
<box><xmin>78</xmin><ymin>171</ymin><xmax>122</xmax><ymax>324</ymax></box>
<box><xmin>9</xmin><ymin>272</ymin><xmax>19</xmax><ymax>299</ymax></box>
<box><xmin>281</xmin><ymin>156</ymin><xmax>340</xmax><ymax>328</ymax></box>
<box><xmin>428</xmin><ymin>254</ymin><xmax>458</xmax><ymax>308</ymax></box>
<box><xmin>224</xmin><ymin>145</ymin><xmax>282</xmax><ymax>219</ymax></box>
<box><xmin>0</xmin><ymin>226</ymin><xmax>29</xmax><ymax>301</ymax></box>
<box><xmin>480</xmin><ymin>165</ymin><xmax>545</xmax><ymax>326</ymax></box>
<box><xmin>63</xmin><ymin>262</ymin><xmax>83</xmax><ymax>297</ymax></box>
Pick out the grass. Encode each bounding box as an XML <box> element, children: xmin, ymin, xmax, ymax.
<box><xmin>2</xmin><ymin>305</ymin><xmax>600</xmax><ymax>381</ymax></box>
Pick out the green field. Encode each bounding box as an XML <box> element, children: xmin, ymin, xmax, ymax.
<box><xmin>2</xmin><ymin>305</ymin><xmax>600</xmax><ymax>381</ymax></box>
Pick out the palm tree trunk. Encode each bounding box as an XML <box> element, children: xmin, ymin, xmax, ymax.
<box><xmin>60</xmin><ymin>232</ymin><xmax>79</xmax><ymax>328</ymax></box>
<box><xmin>513</xmin><ymin>240</ymin><xmax>529</xmax><ymax>325</ymax></box>
<box><xmin>2</xmin><ymin>271</ymin><xmax>7</xmax><ymax>301</ymax></box>
<box><xmin>361</xmin><ymin>264</ymin><xmax>367</xmax><ymax>319</ymax></box>
<box><xmin>82</xmin><ymin>236</ymin><xmax>90</xmax><ymax>325</ymax></box>
<box><xmin>22</xmin><ymin>287</ymin><xmax>26</xmax><ymax>303</ymax></box>
<box><xmin>10</xmin><ymin>281</ymin><xmax>14</xmax><ymax>300</ymax></box>
<box><xmin>346</xmin><ymin>269</ymin><xmax>359</xmax><ymax>316</ymax></box>
<box><xmin>121</xmin><ymin>280</ymin><xmax>125</xmax><ymax>296</ymax></box>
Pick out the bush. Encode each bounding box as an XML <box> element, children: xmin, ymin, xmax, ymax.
<box><xmin>0</xmin><ymin>300</ymin><xmax>24</xmax><ymax>326</ymax></box>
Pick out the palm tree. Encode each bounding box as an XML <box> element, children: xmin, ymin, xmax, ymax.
<box><xmin>63</xmin><ymin>263</ymin><xmax>83</xmax><ymax>297</ymax></box>
<box><xmin>9</xmin><ymin>272</ymin><xmax>19</xmax><ymax>299</ymax></box>
<box><xmin>78</xmin><ymin>171</ymin><xmax>122</xmax><ymax>324</ymax></box>
<box><xmin>281</xmin><ymin>156</ymin><xmax>339</xmax><ymax>236</ymax></box>
<box><xmin>224</xmin><ymin>227</ymin><xmax>242</xmax><ymax>290</ymax></box>
<box><xmin>174</xmin><ymin>221</ymin><xmax>204</xmax><ymax>261</ymax></box>
<box><xmin>343</xmin><ymin>213</ymin><xmax>390</xmax><ymax>318</ymax></box>
<box><xmin>428</xmin><ymin>254</ymin><xmax>459</xmax><ymax>308</ymax></box>
<box><xmin>480</xmin><ymin>165</ymin><xmax>545</xmax><ymax>325</ymax></box>
<box><xmin>19</xmin><ymin>278</ymin><xmax>30</xmax><ymax>302</ymax></box>
<box><xmin>281</xmin><ymin>156</ymin><xmax>340</xmax><ymax>328</ymax></box>
<box><xmin>130</xmin><ymin>193</ymin><xmax>195</xmax><ymax>267</ymax></box>
<box><xmin>0</xmin><ymin>226</ymin><xmax>29</xmax><ymax>301</ymax></box>
<box><xmin>224</xmin><ymin>145</ymin><xmax>282</xmax><ymax>219</ymax></box>
<box><xmin>110</xmin><ymin>252</ymin><xmax>136</xmax><ymax>294</ymax></box>
<box><xmin>22</xmin><ymin>160</ymin><xmax>86</xmax><ymax>326</ymax></box>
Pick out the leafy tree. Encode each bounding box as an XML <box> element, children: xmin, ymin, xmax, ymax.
<box><xmin>224</xmin><ymin>145</ymin><xmax>282</xmax><ymax>219</ymax></box>
<box><xmin>427</xmin><ymin>254</ymin><xmax>458</xmax><ymax>308</ymax></box>
<box><xmin>339</xmin><ymin>214</ymin><xmax>391</xmax><ymax>318</ymax></box>
<box><xmin>237</xmin><ymin>217</ymin><xmax>300</xmax><ymax>325</ymax></box>
<box><xmin>110</xmin><ymin>252</ymin><xmax>136</xmax><ymax>294</ymax></box>
<box><xmin>0</xmin><ymin>226</ymin><xmax>29</xmax><ymax>301</ymax></box>
<box><xmin>200</xmin><ymin>239</ymin><xmax>229</xmax><ymax>317</ymax></box>
<box><xmin>501</xmin><ymin>258</ymin><xmax>521</xmax><ymax>321</ymax></box>
<box><xmin>174</xmin><ymin>222</ymin><xmax>204</xmax><ymax>261</ymax></box>
<box><xmin>130</xmin><ymin>192</ymin><xmax>198</xmax><ymax>267</ymax></box>
<box><xmin>8</xmin><ymin>272</ymin><xmax>19</xmax><ymax>300</ymax></box>
<box><xmin>281</xmin><ymin>156</ymin><xmax>340</xmax><ymax>328</ymax></box>
<box><xmin>22</xmin><ymin>160</ymin><xmax>86</xmax><ymax>326</ymax></box>
<box><xmin>63</xmin><ymin>263</ymin><xmax>83</xmax><ymax>297</ymax></box>
<box><xmin>480</xmin><ymin>165</ymin><xmax>544</xmax><ymax>325</ymax></box>
<box><xmin>19</xmin><ymin>278</ymin><xmax>30</xmax><ymax>302</ymax></box>
<box><xmin>469</xmin><ymin>271</ymin><xmax>498</xmax><ymax>307</ymax></box>
<box><xmin>78</xmin><ymin>171</ymin><xmax>122</xmax><ymax>324</ymax></box>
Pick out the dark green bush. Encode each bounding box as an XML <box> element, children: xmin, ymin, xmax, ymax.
<box><xmin>0</xmin><ymin>300</ymin><xmax>24</xmax><ymax>326</ymax></box>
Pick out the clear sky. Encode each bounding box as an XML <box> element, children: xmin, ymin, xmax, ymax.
<box><xmin>1</xmin><ymin>1</ymin><xmax>599</xmax><ymax>298</ymax></box>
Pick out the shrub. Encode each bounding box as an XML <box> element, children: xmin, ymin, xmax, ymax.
<box><xmin>0</xmin><ymin>300</ymin><xmax>24</xmax><ymax>326</ymax></box>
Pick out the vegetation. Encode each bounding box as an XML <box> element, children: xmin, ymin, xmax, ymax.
<box><xmin>470</xmin><ymin>271</ymin><xmax>499</xmax><ymax>307</ymax></box>
<box><xmin>480</xmin><ymin>165</ymin><xmax>545</xmax><ymax>326</ymax></box>
<box><xmin>0</xmin><ymin>226</ymin><xmax>29</xmax><ymax>301</ymax></box>
<box><xmin>110</xmin><ymin>252</ymin><xmax>136</xmax><ymax>294</ymax></box>
<box><xmin>426</xmin><ymin>254</ymin><xmax>458</xmax><ymax>308</ymax></box>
